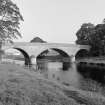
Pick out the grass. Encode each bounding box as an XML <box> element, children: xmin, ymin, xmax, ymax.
<box><xmin>78</xmin><ymin>77</ymin><xmax>105</xmax><ymax>97</ymax></box>
<box><xmin>0</xmin><ymin>63</ymin><xmax>105</xmax><ymax>105</ymax></box>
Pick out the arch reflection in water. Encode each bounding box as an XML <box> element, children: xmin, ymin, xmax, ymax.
<box><xmin>44</xmin><ymin>62</ymin><xmax>81</xmax><ymax>88</ymax></box>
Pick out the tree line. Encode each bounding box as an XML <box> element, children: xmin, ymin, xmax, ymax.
<box><xmin>76</xmin><ymin>20</ymin><xmax>105</xmax><ymax>57</ymax></box>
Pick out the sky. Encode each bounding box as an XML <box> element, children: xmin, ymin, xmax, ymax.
<box><xmin>13</xmin><ymin>0</ymin><xmax>105</xmax><ymax>43</ymax></box>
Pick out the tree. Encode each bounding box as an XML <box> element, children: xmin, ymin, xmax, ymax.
<box><xmin>0</xmin><ymin>0</ymin><xmax>23</xmax><ymax>43</ymax></box>
<box><xmin>76</xmin><ymin>23</ymin><xmax>95</xmax><ymax>45</ymax></box>
<box><xmin>76</xmin><ymin>22</ymin><xmax>105</xmax><ymax>56</ymax></box>
<box><xmin>30</xmin><ymin>37</ymin><xmax>46</xmax><ymax>43</ymax></box>
<box><xmin>0</xmin><ymin>0</ymin><xmax>23</xmax><ymax>60</ymax></box>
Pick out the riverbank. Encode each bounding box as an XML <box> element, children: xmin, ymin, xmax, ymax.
<box><xmin>0</xmin><ymin>63</ymin><xmax>105</xmax><ymax>105</ymax></box>
<box><xmin>76</xmin><ymin>56</ymin><xmax>105</xmax><ymax>64</ymax></box>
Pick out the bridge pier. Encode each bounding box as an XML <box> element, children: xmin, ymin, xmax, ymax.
<box><xmin>31</xmin><ymin>56</ymin><xmax>36</xmax><ymax>65</ymax></box>
<box><xmin>30</xmin><ymin>56</ymin><xmax>38</xmax><ymax>69</ymax></box>
<box><xmin>70</xmin><ymin>55</ymin><xmax>75</xmax><ymax>62</ymax></box>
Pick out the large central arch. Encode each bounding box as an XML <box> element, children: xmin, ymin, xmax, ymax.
<box><xmin>36</xmin><ymin>48</ymin><xmax>71</xmax><ymax>70</ymax></box>
<box><xmin>37</xmin><ymin>48</ymin><xmax>71</xmax><ymax>61</ymax></box>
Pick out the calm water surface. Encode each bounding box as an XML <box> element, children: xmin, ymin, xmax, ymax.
<box><xmin>41</xmin><ymin>61</ymin><xmax>83</xmax><ymax>88</ymax></box>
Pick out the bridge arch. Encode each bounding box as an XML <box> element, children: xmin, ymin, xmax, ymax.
<box><xmin>14</xmin><ymin>48</ymin><xmax>31</xmax><ymax>66</ymax></box>
<box><xmin>4</xmin><ymin>47</ymin><xmax>31</xmax><ymax>66</ymax></box>
<box><xmin>37</xmin><ymin>48</ymin><xmax>70</xmax><ymax>58</ymax></box>
<box><xmin>36</xmin><ymin>48</ymin><xmax>71</xmax><ymax>70</ymax></box>
<box><xmin>75</xmin><ymin>49</ymin><xmax>90</xmax><ymax>60</ymax></box>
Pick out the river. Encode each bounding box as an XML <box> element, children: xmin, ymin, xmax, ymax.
<box><xmin>36</xmin><ymin>60</ymin><xmax>105</xmax><ymax>89</ymax></box>
<box><xmin>36</xmin><ymin>61</ymin><xmax>83</xmax><ymax>88</ymax></box>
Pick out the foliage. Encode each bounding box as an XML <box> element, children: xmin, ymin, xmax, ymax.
<box><xmin>76</xmin><ymin>23</ymin><xmax>95</xmax><ymax>45</ymax></box>
<box><xmin>76</xmin><ymin>21</ymin><xmax>105</xmax><ymax>56</ymax></box>
<box><xmin>30</xmin><ymin>37</ymin><xmax>46</xmax><ymax>43</ymax></box>
<box><xmin>0</xmin><ymin>0</ymin><xmax>23</xmax><ymax>43</ymax></box>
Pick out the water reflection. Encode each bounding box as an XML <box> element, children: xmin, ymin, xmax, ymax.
<box><xmin>37</xmin><ymin>61</ymin><xmax>82</xmax><ymax>88</ymax></box>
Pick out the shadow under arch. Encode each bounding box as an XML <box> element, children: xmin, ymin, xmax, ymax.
<box><xmin>75</xmin><ymin>49</ymin><xmax>89</xmax><ymax>60</ymax></box>
<box><xmin>13</xmin><ymin>48</ymin><xmax>31</xmax><ymax>66</ymax></box>
<box><xmin>37</xmin><ymin>48</ymin><xmax>71</xmax><ymax>71</ymax></box>
<box><xmin>52</xmin><ymin>48</ymin><xmax>70</xmax><ymax>58</ymax></box>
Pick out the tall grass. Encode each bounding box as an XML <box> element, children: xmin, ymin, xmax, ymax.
<box><xmin>0</xmin><ymin>63</ymin><xmax>105</xmax><ymax>105</ymax></box>
<box><xmin>0</xmin><ymin>63</ymin><xmax>80</xmax><ymax>105</ymax></box>
<box><xmin>78</xmin><ymin>77</ymin><xmax>105</xmax><ymax>96</ymax></box>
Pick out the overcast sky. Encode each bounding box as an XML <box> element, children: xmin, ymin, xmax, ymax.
<box><xmin>13</xmin><ymin>0</ymin><xmax>105</xmax><ymax>43</ymax></box>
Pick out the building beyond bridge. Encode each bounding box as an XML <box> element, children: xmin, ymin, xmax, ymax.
<box><xmin>1</xmin><ymin>42</ymin><xmax>90</xmax><ymax>66</ymax></box>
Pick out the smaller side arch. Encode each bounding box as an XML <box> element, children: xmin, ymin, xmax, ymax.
<box><xmin>75</xmin><ymin>49</ymin><xmax>89</xmax><ymax>60</ymax></box>
<box><xmin>13</xmin><ymin>48</ymin><xmax>31</xmax><ymax>66</ymax></box>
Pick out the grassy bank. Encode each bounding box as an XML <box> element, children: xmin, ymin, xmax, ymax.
<box><xmin>0</xmin><ymin>63</ymin><xmax>105</xmax><ymax>105</ymax></box>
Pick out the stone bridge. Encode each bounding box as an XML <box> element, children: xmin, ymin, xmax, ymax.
<box><xmin>1</xmin><ymin>42</ymin><xmax>90</xmax><ymax>66</ymax></box>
